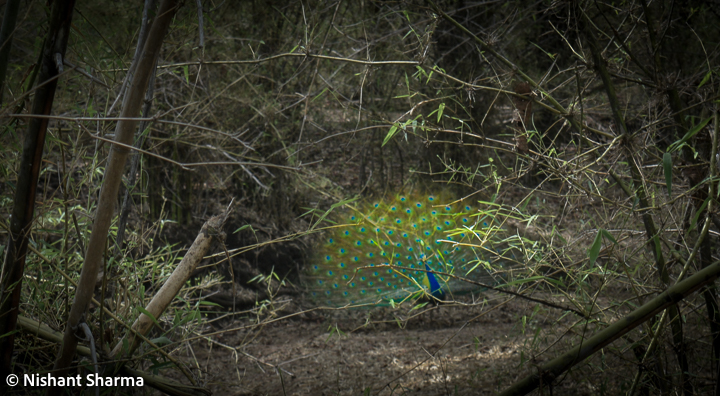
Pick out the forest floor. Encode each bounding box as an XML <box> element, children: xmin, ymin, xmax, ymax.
<box><xmin>180</xmin><ymin>290</ymin><xmax>632</xmax><ymax>396</ymax></box>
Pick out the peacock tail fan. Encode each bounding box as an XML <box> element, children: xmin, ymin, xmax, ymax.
<box><xmin>305</xmin><ymin>193</ymin><xmax>519</xmax><ymax>308</ymax></box>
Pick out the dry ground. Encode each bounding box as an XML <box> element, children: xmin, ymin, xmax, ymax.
<box><xmin>182</xmin><ymin>291</ymin><xmax>634</xmax><ymax>396</ymax></box>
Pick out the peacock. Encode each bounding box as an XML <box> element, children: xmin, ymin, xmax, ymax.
<box><xmin>305</xmin><ymin>193</ymin><xmax>518</xmax><ymax>307</ymax></box>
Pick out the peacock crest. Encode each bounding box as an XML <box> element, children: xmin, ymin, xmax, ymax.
<box><xmin>305</xmin><ymin>193</ymin><xmax>516</xmax><ymax>307</ymax></box>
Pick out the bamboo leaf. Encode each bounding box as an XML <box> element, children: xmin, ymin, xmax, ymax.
<box><xmin>382</xmin><ymin>124</ymin><xmax>399</xmax><ymax>147</ymax></box>
<box><xmin>588</xmin><ymin>230</ymin><xmax>603</xmax><ymax>267</ymax></box>
<box><xmin>663</xmin><ymin>152</ymin><xmax>672</xmax><ymax>197</ymax></box>
<box><xmin>138</xmin><ymin>307</ymin><xmax>159</xmax><ymax>326</ymax></box>
<box><xmin>668</xmin><ymin>117</ymin><xmax>712</xmax><ymax>152</ymax></box>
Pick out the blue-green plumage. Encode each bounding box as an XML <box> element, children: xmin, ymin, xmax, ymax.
<box><xmin>306</xmin><ymin>194</ymin><xmax>507</xmax><ymax>307</ymax></box>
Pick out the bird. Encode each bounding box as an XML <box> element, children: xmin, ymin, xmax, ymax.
<box><xmin>305</xmin><ymin>193</ymin><xmax>514</xmax><ymax>307</ymax></box>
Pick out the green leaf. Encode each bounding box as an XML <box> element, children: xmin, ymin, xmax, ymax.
<box><xmin>698</xmin><ymin>69</ymin><xmax>712</xmax><ymax>88</ymax></box>
<box><xmin>183</xmin><ymin>65</ymin><xmax>189</xmax><ymax>84</ymax></box>
<box><xmin>382</xmin><ymin>124</ymin><xmax>399</xmax><ymax>147</ymax></box>
<box><xmin>600</xmin><ymin>229</ymin><xmax>617</xmax><ymax>244</ymax></box>
<box><xmin>149</xmin><ymin>336</ymin><xmax>173</xmax><ymax>346</ymax></box>
<box><xmin>530</xmin><ymin>42</ymin><xmax>555</xmax><ymax>60</ymax></box>
<box><xmin>690</xmin><ymin>196</ymin><xmax>710</xmax><ymax>232</ymax></box>
<box><xmin>233</xmin><ymin>224</ymin><xmax>254</xmax><ymax>234</ymax></box>
<box><xmin>437</xmin><ymin>103</ymin><xmax>445</xmax><ymax>123</ymax></box>
<box><xmin>663</xmin><ymin>152</ymin><xmax>672</xmax><ymax>197</ymax></box>
<box><xmin>588</xmin><ymin>230</ymin><xmax>603</xmax><ymax>267</ymax></box>
<box><xmin>668</xmin><ymin>117</ymin><xmax>712</xmax><ymax>152</ymax></box>
<box><xmin>312</xmin><ymin>87</ymin><xmax>328</xmax><ymax>102</ymax></box>
<box><xmin>138</xmin><ymin>307</ymin><xmax>159</xmax><ymax>326</ymax></box>
<box><xmin>310</xmin><ymin>196</ymin><xmax>360</xmax><ymax>230</ymax></box>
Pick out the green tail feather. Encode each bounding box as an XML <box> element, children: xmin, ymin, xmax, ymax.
<box><xmin>306</xmin><ymin>194</ymin><xmax>511</xmax><ymax>307</ymax></box>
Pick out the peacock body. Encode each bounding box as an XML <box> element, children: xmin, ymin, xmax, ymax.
<box><xmin>306</xmin><ymin>194</ymin><xmax>514</xmax><ymax>307</ymax></box>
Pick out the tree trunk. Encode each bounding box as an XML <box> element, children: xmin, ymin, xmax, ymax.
<box><xmin>49</xmin><ymin>0</ymin><xmax>180</xmax><ymax>386</ymax></box>
<box><xmin>0</xmin><ymin>0</ymin><xmax>76</xmax><ymax>381</ymax></box>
